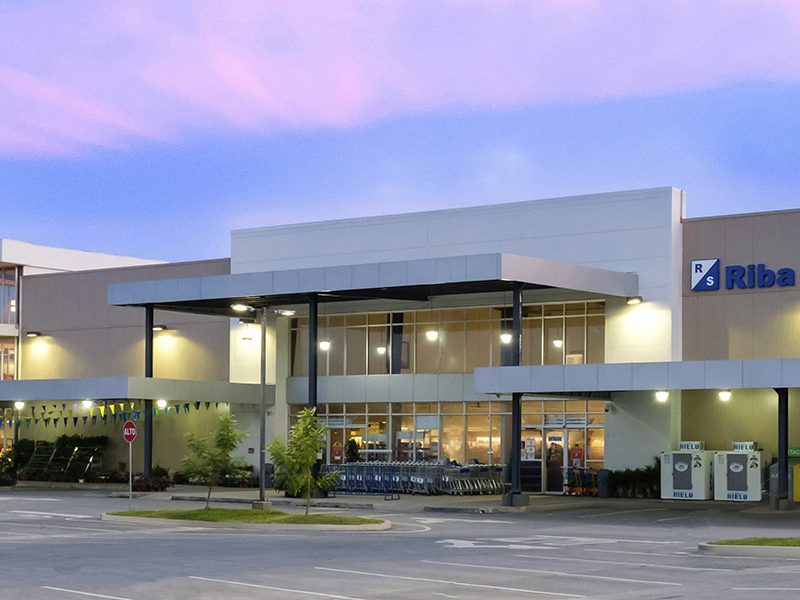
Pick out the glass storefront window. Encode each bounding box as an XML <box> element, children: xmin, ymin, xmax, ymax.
<box><xmin>0</xmin><ymin>267</ymin><xmax>17</xmax><ymax>326</ymax></box>
<box><xmin>0</xmin><ymin>338</ymin><xmax>15</xmax><ymax>380</ymax></box>
<box><xmin>290</xmin><ymin>300</ymin><xmax>606</xmax><ymax>376</ymax></box>
<box><xmin>441</xmin><ymin>414</ymin><xmax>465</xmax><ymax>464</ymax></box>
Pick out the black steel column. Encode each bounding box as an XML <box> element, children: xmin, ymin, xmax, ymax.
<box><xmin>308</xmin><ymin>294</ymin><xmax>318</xmax><ymax>408</ymax></box>
<box><xmin>503</xmin><ymin>283</ymin><xmax>524</xmax><ymax>505</ymax></box>
<box><xmin>258</xmin><ymin>307</ymin><xmax>268</xmax><ymax>503</ymax></box>
<box><xmin>143</xmin><ymin>305</ymin><xmax>154</xmax><ymax>478</ymax></box>
<box><xmin>776</xmin><ymin>387</ymin><xmax>789</xmax><ymax>500</ymax></box>
<box><xmin>510</xmin><ymin>283</ymin><xmax>523</xmax><ymax>495</ymax></box>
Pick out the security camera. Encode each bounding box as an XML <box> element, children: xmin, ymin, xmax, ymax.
<box><xmin>604</xmin><ymin>402</ymin><xmax>613</xmax><ymax>413</ymax></box>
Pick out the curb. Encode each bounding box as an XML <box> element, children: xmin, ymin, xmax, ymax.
<box><xmin>170</xmin><ymin>495</ymin><xmax>375</xmax><ymax>510</ymax></box>
<box><xmin>698</xmin><ymin>542</ymin><xmax>800</xmax><ymax>558</ymax></box>
<box><xmin>101</xmin><ymin>513</ymin><xmax>391</xmax><ymax>531</ymax></box>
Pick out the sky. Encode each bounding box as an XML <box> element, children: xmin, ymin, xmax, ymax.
<box><xmin>1</xmin><ymin>0</ymin><xmax>800</xmax><ymax>262</ymax></box>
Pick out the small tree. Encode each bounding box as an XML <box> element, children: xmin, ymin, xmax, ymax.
<box><xmin>268</xmin><ymin>407</ymin><xmax>339</xmax><ymax>515</ymax></box>
<box><xmin>182</xmin><ymin>414</ymin><xmax>249</xmax><ymax>509</ymax></box>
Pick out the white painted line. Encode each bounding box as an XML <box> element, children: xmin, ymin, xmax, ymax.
<box><xmin>413</xmin><ymin>517</ymin><xmax>513</xmax><ymax>524</ymax></box>
<box><xmin>491</xmin><ymin>535</ymin><xmax>683</xmax><ymax>545</ymax></box>
<box><xmin>0</xmin><ymin>496</ymin><xmax>62</xmax><ymax>502</ymax></box>
<box><xmin>656</xmin><ymin>516</ymin><xmax>692</xmax><ymax>522</ymax></box>
<box><xmin>315</xmin><ymin>566</ymin><xmax>586</xmax><ymax>597</ymax></box>
<box><xmin>512</xmin><ymin>554</ymin><xmax>733</xmax><ymax>572</ymax></box>
<box><xmin>12</xmin><ymin>510</ymin><xmax>94</xmax><ymax>519</ymax></box>
<box><xmin>422</xmin><ymin>559</ymin><xmax>681</xmax><ymax>587</ymax></box>
<box><xmin>575</xmin><ymin>508</ymin><xmax>667</xmax><ymax>518</ymax></box>
<box><xmin>432</xmin><ymin>594</ymin><xmax>458</xmax><ymax>599</ymax></box>
<box><xmin>41</xmin><ymin>586</ymin><xmax>135</xmax><ymax>600</ymax></box>
<box><xmin>587</xmin><ymin>549</ymin><xmax>700</xmax><ymax>558</ymax></box>
<box><xmin>188</xmin><ymin>575</ymin><xmax>372</xmax><ymax>599</ymax></box>
<box><xmin>731</xmin><ymin>588</ymin><xmax>800</xmax><ymax>592</ymax></box>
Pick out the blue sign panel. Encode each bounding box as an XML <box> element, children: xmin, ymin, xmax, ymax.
<box><xmin>691</xmin><ymin>259</ymin><xmax>720</xmax><ymax>291</ymax></box>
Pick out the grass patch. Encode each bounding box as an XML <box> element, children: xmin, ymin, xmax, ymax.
<box><xmin>108</xmin><ymin>507</ymin><xmax>381</xmax><ymax>526</ymax></box>
<box><xmin>712</xmin><ymin>537</ymin><xmax>800</xmax><ymax>547</ymax></box>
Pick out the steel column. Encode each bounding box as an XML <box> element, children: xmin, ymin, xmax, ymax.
<box><xmin>258</xmin><ymin>307</ymin><xmax>268</xmax><ymax>503</ymax></box>
<box><xmin>143</xmin><ymin>305</ymin><xmax>154</xmax><ymax>478</ymax></box>
<box><xmin>308</xmin><ymin>293</ymin><xmax>318</xmax><ymax>408</ymax></box>
<box><xmin>504</xmin><ymin>283</ymin><xmax>525</xmax><ymax>504</ymax></box>
<box><xmin>776</xmin><ymin>387</ymin><xmax>789</xmax><ymax>500</ymax></box>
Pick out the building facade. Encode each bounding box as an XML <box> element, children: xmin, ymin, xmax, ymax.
<box><xmin>3</xmin><ymin>188</ymin><xmax>798</xmax><ymax>499</ymax></box>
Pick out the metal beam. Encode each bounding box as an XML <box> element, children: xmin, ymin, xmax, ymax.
<box><xmin>504</xmin><ymin>283</ymin><xmax>526</xmax><ymax>505</ymax></box>
<box><xmin>258</xmin><ymin>307</ymin><xmax>268</xmax><ymax>503</ymax></box>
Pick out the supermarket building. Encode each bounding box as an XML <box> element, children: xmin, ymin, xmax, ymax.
<box><xmin>2</xmin><ymin>187</ymin><xmax>799</xmax><ymax>499</ymax></box>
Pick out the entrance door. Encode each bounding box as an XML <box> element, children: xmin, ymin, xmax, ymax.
<box><xmin>544</xmin><ymin>431</ymin><xmax>566</xmax><ymax>493</ymax></box>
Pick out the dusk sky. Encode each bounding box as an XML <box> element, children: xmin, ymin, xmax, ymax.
<box><xmin>2</xmin><ymin>1</ymin><xmax>799</xmax><ymax>262</ymax></box>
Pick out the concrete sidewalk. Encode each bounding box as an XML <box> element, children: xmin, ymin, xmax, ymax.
<box><xmin>162</xmin><ymin>485</ymin><xmax>773</xmax><ymax>515</ymax></box>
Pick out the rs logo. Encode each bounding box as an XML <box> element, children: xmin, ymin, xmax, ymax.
<box><xmin>691</xmin><ymin>259</ymin><xmax>720</xmax><ymax>291</ymax></box>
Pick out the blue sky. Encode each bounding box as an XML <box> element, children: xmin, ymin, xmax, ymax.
<box><xmin>1</xmin><ymin>2</ymin><xmax>799</xmax><ymax>261</ymax></box>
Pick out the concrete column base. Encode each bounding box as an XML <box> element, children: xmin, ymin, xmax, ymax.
<box><xmin>252</xmin><ymin>500</ymin><xmax>272</xmax><ymax>510</ymax></box>
<box><xmin>501</xmin><ymin>492</ymin><xmax>530</xmax><ymax>507</ymax></box>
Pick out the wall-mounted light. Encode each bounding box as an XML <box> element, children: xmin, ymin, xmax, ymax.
<box><xmin>14</xmin><ymin>401</ymin><xmax>24</xmax><ymax>410</ymax></box>
<box><xmin>82</xmin><ymin>400</ymin><xmax>94</xmax><ymax>409</ymax></box>
<box><xmin>274</xmin><ymin>309</ymin><xmax>296</xmax><ymax>317</ymax></box>
<box><xmin>425</xmin><ymin>330</ymin><xmax>439</xmax><ymax>342</ymax></box>
<box><xmin>231</xmin><ymin>303</ymin><xmax>255</xmax><ymax>313</ymax></box>
<box><xmin>655</xmin><ymin>390</ymin><xmax>669</xmax><ymax>402</ymax></box>
<box><xmin>552</xmin><ymin>339</ymin><xmax>563</xmax><ymax>349</ymax></box>
<box><xmin>319</xmin><ymin>340</ymin><xmax>331</xmax><ymax>351</ymax></box>
<box><xmin>499</xmin><ymin>332</ymin><xmax>513</xmax><ymax>345</ymax></box>
<box><xmin>152</xmin><ymin>324</ymin><xmax>167</xmax><ymax>332</ymax></box>
<box><xmin>156</xmin><ymin>399</ymin><xmax>168</xmax><ymax>409</ymax></box>
<box><xmin>26</xmin><ymin>331</ymin><xmax>41</xmax><ymax>338</ymax></box>
<box><xmin>718</xmin><ymin>390</ymin><xmax>732</xmax><ymax>402</ymax></box>
<box><xmin>626</xmin><ymin>296</ymin><xmax>643</xmax><ymax>305</ymax></box>
<box><xmin>376</xmin><ymin>346</ymin><xmax>387</xmax><ymax>355</ymax></box>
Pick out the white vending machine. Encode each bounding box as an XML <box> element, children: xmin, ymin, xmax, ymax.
<box><xmin>714</xmin><ymin>441</ymin><xmax>772</xmax><ymax>502</ymax></box>
<box><xmin>661</xmin><ymin>441</ymin><xmax>714</xmax><ymax>500</ymax></box>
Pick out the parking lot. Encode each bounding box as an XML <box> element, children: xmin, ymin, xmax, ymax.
<box><xmin>2</xmin><ymin>488</ymin><xmax>800</xmax><ymax>599</ymax></box>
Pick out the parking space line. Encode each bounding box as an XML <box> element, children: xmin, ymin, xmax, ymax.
<box><xmin>422</xmin><ymin>559</ymin><xmax>681</xmax><ymax>587</ymax></box>
<box><xmin>656</xmin><ymin>516</ymin><xmax>692</xmax><ymax>522</ymax></box>
<box><xmin>513</xmin><ymin>554</ymin><xmax>733</xmax><ymax>572</ymax></box>
<box><xmin>0</xmin><ymin>496</ymin><xmax>62</xmax><ymax>502</ymax></box>
<box><xmin>575</xmin><ymin>508</ymin><xmax>667</xmax><ymax>518</ymax></box>
<box><xmin>732</xmin><ymin>587</ymin><xmax>800</xmax><ymax>592</ymax></box>
<box><xmin>188</xmin><ymin>575</ymin><xmax>372</xmax><ymax>599</ymax></box>
<box><xmin>586</xmin><ymin>549</ymin><xmax>704</xmax><ymax>558</ymax></box>
<box><xmin>41</xmin><ymin>586</ymin><xmax>135</xmax><ymax>599</ymax></box>
<box><xmin>315</xmin><ymin>566</ymin><xmax>586</xmax><ymax>597</ymax></box>
<box><xmin>11</xmin><ymin>510</ymin><xmax>94</xmax><ymax>519</ymax></box>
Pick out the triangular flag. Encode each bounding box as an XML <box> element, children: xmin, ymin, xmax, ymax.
<box><xmin>109</xmin><ymin>404</ymin><xmax>116</xmax><ymax>415</ymax></box>
<box><xmin>92</xmin><ymin>416</ymin><xmax>97</xmax><ymax>425</ymax></box>
<box><xmin>63</xmin><ymin>417</ymin><xmax>68</xmax><ymax>427</ymax></box>
<box><xmin>204</xmin><ymin>402</ymin><xmax>211</xmax><ymax>410</ymax></box>
<box><xmin>195</xmin><ymin>401</ymin><xmax>201</xmax><ymax>411</ymax></box>
<box><xmin>99</xmin><ymin>406</ymin><xmax>105</xmax><ymax>417</ymax></box>
<box><xmin>82</xmin><ymin>416</ymin><xmax>88</xmax><ymax>425</ymax></box>
<box><xmin>73</xmin><ymin>417</ymin><xmax>78</xmax><ymax>427</ymax></box>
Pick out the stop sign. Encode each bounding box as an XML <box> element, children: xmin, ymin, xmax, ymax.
<box><xmin>122</xmin><ymin>420</ymin><xmax>137</xmax><ymax>443</ymax></box>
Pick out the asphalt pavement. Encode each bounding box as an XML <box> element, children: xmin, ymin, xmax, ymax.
<box><xmin>2</xmin><ymin>484</ymin><xmax>800</xmax><ymax>600</ymax></box>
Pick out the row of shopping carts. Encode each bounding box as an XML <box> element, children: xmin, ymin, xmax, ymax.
<box><xmin>324</xmin><ymin>462</ymin><xmax>509</xmax><ymax>498</ymax></box>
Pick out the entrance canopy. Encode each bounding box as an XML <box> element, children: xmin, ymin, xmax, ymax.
<box><xmin>108</xmin><ymin>252</ymin><xmax>639</xmax><ymax>314</ymax></box>
<box><xmin>0</xmin><ymin>377</ymin><xmax>266</xmax><ymax>405</ymax></box>
<box><xmin>473</xmin><ymin>359</ymin><xmax>800</xmax><ymax>394</ymax></box>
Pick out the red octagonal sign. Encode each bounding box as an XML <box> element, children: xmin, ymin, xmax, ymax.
<box><xmin>122</xmin><ymin>420</ymin><xmax>137</xmax><ymax>443</ymax></box>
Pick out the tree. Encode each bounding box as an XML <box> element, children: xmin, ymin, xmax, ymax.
<box><xmin>182</xmin><ymin>413</ymin><xmax>250</xmax><ymax>509</ymax></box>
<box><xmin>268</xmin><ymin>407</ymin><xmax>339</xmax><ymax>515</ymax></box>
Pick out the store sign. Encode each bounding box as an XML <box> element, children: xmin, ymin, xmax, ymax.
<box><xmin>691</xmin><ymin>259</ymin><xmax>795</xmax><ymax>292</ymax></box>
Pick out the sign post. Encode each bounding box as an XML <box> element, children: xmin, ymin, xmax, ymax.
<box><xmin>122</xmin><ymin>420</ymin><xmax>137</xmax><ymax>510</ymax></box>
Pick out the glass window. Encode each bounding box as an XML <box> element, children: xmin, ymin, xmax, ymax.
<box><xmin>565</xmin><ymin>317</ymin><xmax>585</xmax><ymax>365</ymax></box>
<box><xmin>415</xmin><ymin>327</ymin><xmax>440</xmax><ymax>373</ymax></box>
<box><xmin>522</xmin><ymin>318</ymin><xmax>543</xmax><ymax>366</ymax></box>
<box><xmin>440</xmin><ymin>401</ymin><xmax>464</xmax><ymax>414</ymax></box>
<box><xmin>441</xmin><ymin>415</ymin><xmax>465</xmax><ymax>464</ymax></box>
<box><xmin>466</xmin><ymin>415</ymin><xmax>490</xmax><ymax>463</ymax></box>
<box><xmin>544</xmin><ymin>319</ymin><xmax>564</xmax><ymax>365</ymax></box>
<box><xmin>367</xmin><ymin>327</ymin><xmax>390</xmax><ymax>374</ymax></box>
<box><xmin>344</xmin><ymin>324</ymin><xmax>366</xmax><ymax>375</ymax></box>
<box><xmin>465</xmin><ymin>319</ymin><xmax>491</xmax><ymax>371</ymax></box>
<box><xmin>0</xmin><ymin>338</ymin><xmax>15</xmax><ymax>380</ymax></box>
<box><xmin>0</xmin><ymin>268</ymin><xmax>17</xmax><ymax>325</ymax></box>
<box><xmin>587</xmin><ymin>315</ymin><xmax>605</xmax><ymax>364</ymax></box>
<box><xmin>441</xmin><ymin>321</ymin><xmax>465</xmax><ymax>373</ymax></box>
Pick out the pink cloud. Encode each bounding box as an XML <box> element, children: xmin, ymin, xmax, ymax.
<box><xmin>1</xmin><ymin>0</ymin><xmax>799</xmax><ymax>157</ymax></box>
